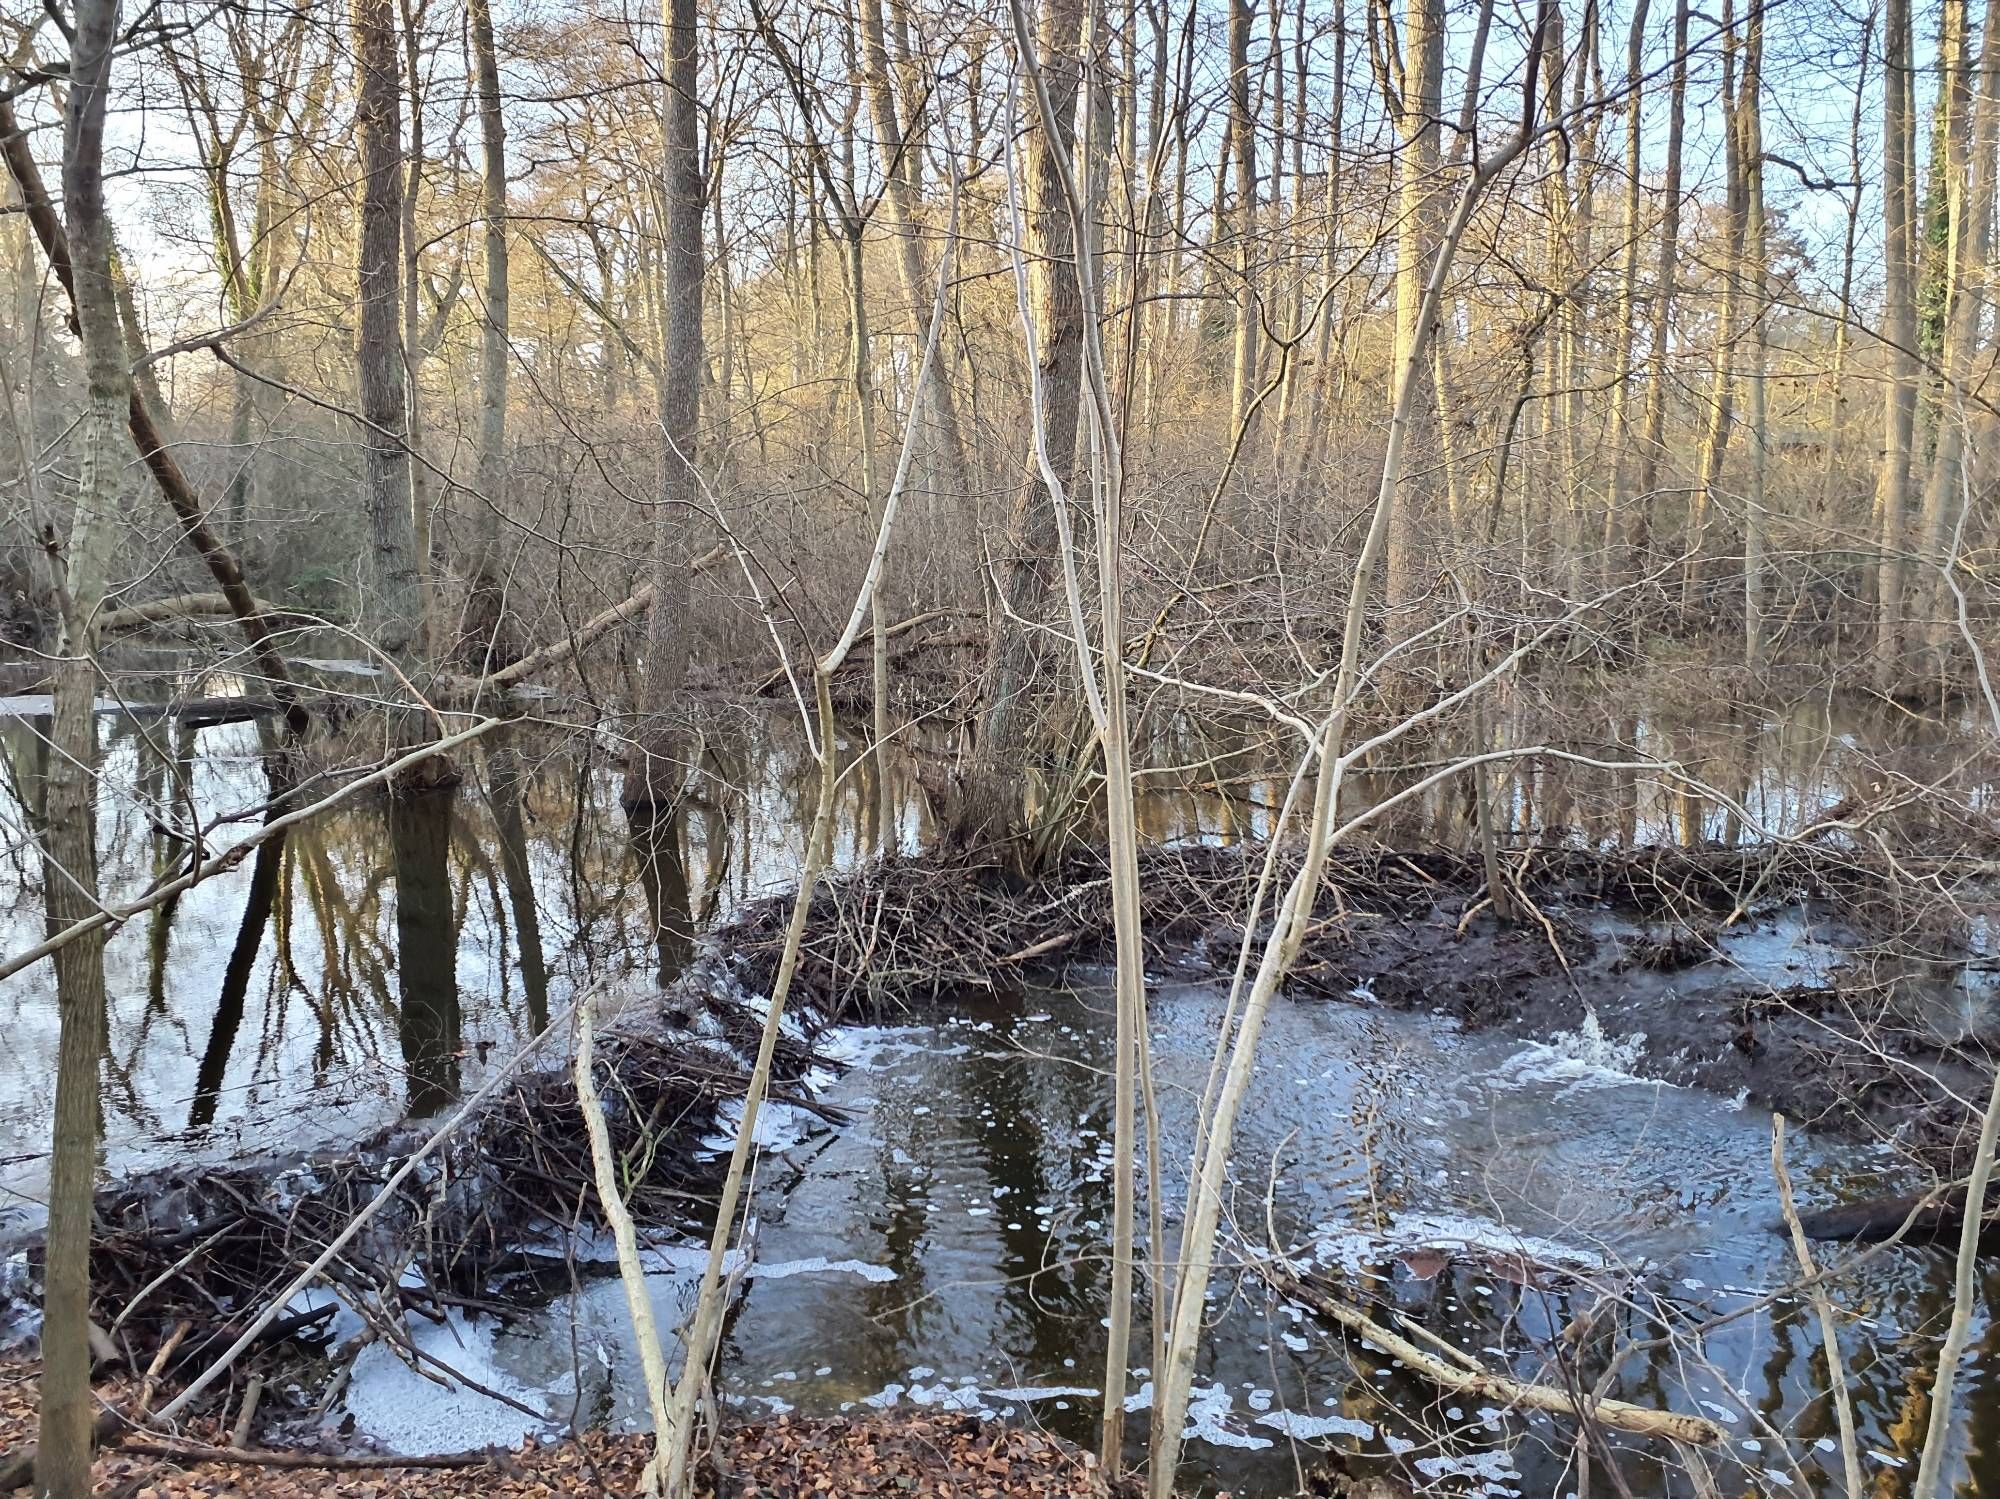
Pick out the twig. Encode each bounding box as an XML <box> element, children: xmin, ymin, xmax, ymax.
<box><xmin>114</xmin><ymin>1441</ymin><xmax>494</xmax><ymax>1470</ymax></box>
<box><xmin>1771</xmin><ymin>1115</ymin><xmax>1862</xmax><ymax>1498</ymax></box>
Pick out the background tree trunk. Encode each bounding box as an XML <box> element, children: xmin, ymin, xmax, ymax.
<box><xmin>465</xmin><ymin>0</ymin><xmax>513</xmax><ymax>669</ymax></box>
<box><xmin>353</xmin><ymin>0</ymin><xmax>419</xmax><ymax>663</ymax></box>
<box><xmin>1382</xmin><ymin>0</ymin><xmax>1444</xmax><ymax>631</ymax></box>
<box><xmin>958</xmin><ymin>0</ymin><xmax>1084</xmax><ymax>850</ymax></box>
<box><xmin>1874</xmin><ymin>0</ymin><xmax>1918</xmax><ymax>676</ymax></box>
<box><xmin>626</xmin><ymin>0</ymin><xmax>704</xmax><ymax>810</ymax></box>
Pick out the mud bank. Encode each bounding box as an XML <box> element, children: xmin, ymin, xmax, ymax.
<box><xmin>732</xmin><ymin>840</ymin><xmax>1997</xmax><ymax>1176</ymax></box>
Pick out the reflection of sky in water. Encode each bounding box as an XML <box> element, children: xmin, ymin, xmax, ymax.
<box><xmin>0</xmin><ymin>699</ymin><xmax>1984</xmax><ymax>1223</ymax></box>
<box><xmin>0</xmin><ymin>693</ymin><xmax>1987</xmax><ymax>1228</ymax></box>
<box><xmin>0</xmin><ymin>709</ymin><xmax>928</xmax><ymax>1216</ymax></box>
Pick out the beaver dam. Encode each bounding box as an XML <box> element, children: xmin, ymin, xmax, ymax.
<box><xmin>3</xmin><ymin>696</ymin><xmax>1999</xmax><ymax>1496</ymax></box>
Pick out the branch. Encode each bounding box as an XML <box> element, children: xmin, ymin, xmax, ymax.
<box><xmin>1278</xmin><ymin>1273</ymin><xmax>1729</xmax><ymax>1445</ymax></box>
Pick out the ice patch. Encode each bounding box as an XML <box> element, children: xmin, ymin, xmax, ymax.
<box><xmin>702</xmin><ymin>1100</ymin><xmax>818</xmax><ymax>1154</ymax></box>
<box><xmin>1310</xmin><ymin>1209</ymin><xmax>1605</xmax><ymax>1273</ymax></box>
<box><xmin>345</xmin><ymin>1311</ymin><xmax>550</xmax><ymax>1453</ymax></box>
<box><xmin>748</xmin><ymin>1257</ymin><xmax>897</xmax><ymax>1284</ymax></box>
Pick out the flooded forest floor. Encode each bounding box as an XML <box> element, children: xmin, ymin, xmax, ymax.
<box><xmin>7</xmin><ymin>827</ymin><xmax>1998</xmax><ymax>1492</ymax></box>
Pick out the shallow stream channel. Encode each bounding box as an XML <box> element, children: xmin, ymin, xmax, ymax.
<box><xmin>340</xmin><ymin>963</ymin><xmax>1991</xmax><ymax>1498</ymax></box>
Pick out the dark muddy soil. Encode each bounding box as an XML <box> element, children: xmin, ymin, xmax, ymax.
<box><xmin>733</xmin><ymin>840</ymin><xmax>1995</xmax><ymax>1181</ymax></box>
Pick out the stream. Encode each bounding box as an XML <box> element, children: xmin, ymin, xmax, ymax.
<box><xmin>2</xmin><ymin>688</ymin><xmax>1997</xmax><ymax>1494</ymax></box>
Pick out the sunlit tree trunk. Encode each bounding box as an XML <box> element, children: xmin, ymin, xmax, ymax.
<box><xmin>354</xmin><ymin>0</ymin><xmax>420</xmax><ymax>664</ymax></box>
<box><xmin>860</xmin><ymin>0</ymin><xmax>968</xmax><ymax>504</ymax></box>
<box><xmin>1605</xmin><ymin>0</ymin><xmax>1652</xmax><ymax>581</ymax></box>
<box><xmin>465</xmin><ymin>0</ymin><xmax>513</xmax><ymax>668</ymax></box>
<box><xmin>1683</xmin><ymin>0</ymin><xmax>1747</xmax><ymax>614</ymax></box>
<box><xmin>400</xmin><ymin>0</ymin><xmax>438</xmax><ymax>652</ymax></box>
<box><xmin>1628</xmin><ymin>0</ymin><xmax>1689</xmax><ymax>579</ymax></box>
<box><xmin>627</xmin><ymin>0</ymin><xmax>703</xmax><ymax>810</ymax></box>
<box><xmin>1740</xmin><ymin>5</ymin><xmax>1767</xmax><ymax>666</ymax></box>
<box><xmin>964</xmin><ymin>0</ymin><xmax>1083</xmax><ymax>848</ymax></box>
<box><xmin>1917</xmin><ymin>0</ymin><xmax>1998</xmax><ymax>653</ymax></box>
<box><xmin>1875</xmin><ymin>0</ymin><xmax>1919</xmax><ymax>675</ymax></box>
<box><xmin>1225</xmin><ymin>0</ymin><xmax>1257</xmax><ymax>447</ymax></box>
<box><xmin>35</xmin><ymin>1</ymin><xmax>128</xmax><ymax>1491</ymax></box>
<box><xmin>1382</xmin><ymin>0</ymin><xmax>1444</xmax><ymax>631</ymax></box>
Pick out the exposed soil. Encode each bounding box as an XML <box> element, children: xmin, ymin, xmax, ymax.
<box><xmin>732</xmin><ymin>840</ymin><xmax>1996</xmax><ymax>1178</ymax></box>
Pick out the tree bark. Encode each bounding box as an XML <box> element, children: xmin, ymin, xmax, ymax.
<box><xmin>35</xmin><ymin>1</ymin><xmax>129</xmax><ymax>1491</ymax></box>
<box><xmin>1740</xmin><ymin>5</ymin><xmax>1767</xmax><ymax>666</ymax></box>
<box><xmin>1628</xmin><ymin>0</ymin><xmax>1689</xmax><ymax>578</ymax></box>
<box><xmin>1917</xmin><ymin>0</ymin><xmax>1998</xmax><ymax>653</ymax></box>
<box><xmin>625</xmin><ymin>0</ymin><xmax>704</xmax><ymax>811</ymax></box>
<box><xmin>353</xmin><ymin>0</ymin><xmax>420</xmax><ymax>663</ymax></box>
<box><xmin>1874</xmin><ymin>0</ymin><xmax>1919</xmax><ymax>676</ymax></box>
<box><xmin>859</xmin><ymin>0</ymin><xmax>970</xmax><ymax>502</ymax></box>
<box><xmin>1382</xmin><ymin>0</ymin><xmax>1444</xmax><ymax>630</ymax></box>
<box><xmin>961</xmin><ymin>0</ymin><xmax>1084</xmax><ymax>850</ymax></box>
<box><xmin>465</xmin><ymin>0</ymin><xmax>513</xmax><ymax>670</ymax></box>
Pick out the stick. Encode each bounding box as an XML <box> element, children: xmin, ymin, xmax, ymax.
<box><xmin>574</xmin><ymin>998</ymin><xmax>677</xmax><ymax>1494</ymax></box>
<box><xmin>0</xmin><ymin>716</ymin><xmax>505</xmax><ymax>984</ymax></box>
<box><xmin>115</xmin><ymin>1441</ymin><xmax>494</xmax><ymax>1471</ymax></box>
<box><xmin>1912</xmin><ymin>1066</ymin><xmax>2000</xmax><ymax>1499</ymax></box>
<box><xmin>146</xmin><ymin>986</ymin><xmax>585</xmax><ymax>1426</ymax></box>
<box><xmin>229</xmin><ymin>1374</ymin><xmax>263</xmax><ymax>1451</ymax></box>
<box><xmin>1771</xmin><ymin>1115</ymin><xmax>1863</xmax><ymax>1499</ymax></box>
<box><xmin>1282</xmin><ymin>1276</ymin><xmax>1727</xmax><ymax>1445</ymax></box>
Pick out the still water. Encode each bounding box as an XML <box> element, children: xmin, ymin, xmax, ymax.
<box><xmin>0</xmin><ymin>689</ymin><xmax>1993</xmax><ymax>1494</ymax></box>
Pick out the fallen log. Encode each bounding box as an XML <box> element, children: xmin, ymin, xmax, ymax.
<box><xmin>1279</xmin><ymin>1274</ymin><xmax>1729</xmax><ymax>1445</ymax></box>
<box><xmin>96</xmin><ymin>593</ymin><xmax>313</xmax><ymax>639</ymax></box>
<box><xmin>462</xmin><ymin>544</ymin><xmax>726</xmax><ymax>695</ymax></box>
<box><xmin>1794</xmin><ymin>1189</ymin><xmax>1999</xmax><ymax>1246</ymax></box>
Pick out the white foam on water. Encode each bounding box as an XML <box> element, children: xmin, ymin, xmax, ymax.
<box><xmin>1414</xmin><ymin>1448</ymin><xmax>1523</xmax><ymax>1494</ymax></box>
<box><xmin>1256</xmin><ymin>1409</ymin><xmax>1375</xmax><ymax>1441</ymax></box>
<box><xmin>1491</xmin><ymin>1009</ymin><xmax>1659</xmax><ymax>1096</ymax></box>
<box><xmin>1310</xmin><ymin>1208</ymin><xmax>1605</xmax><ymax>1273</ymax></box>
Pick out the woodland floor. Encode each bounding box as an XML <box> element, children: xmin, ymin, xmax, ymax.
<box><xmin>0</xmin><ymin>1359</ymin><xmax>1136</xmax><ymax>1498</ymax></box>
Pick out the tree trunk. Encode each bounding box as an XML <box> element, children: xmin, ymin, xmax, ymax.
<box><xmin>36</xmin><ymin>0</ymin><xmax>129</xmax><ymax>1490</ymax></box>
<box><xmin>960</xmin><ymin>0</ymin><xmax>1084</xmax><ymax>850</ymax></box>
<box><xmin>1740</xmin><ymin>4</ymin><xmax>1766</xmax><ymax>666</ymax></box>
<box><xmin>1225</xmin><ymin>0</ymin><xmax>1258</xmax><ymax>450</ymax></box>
<box><xmin>1628</xmin><ymin>0</ymin><xmax>1689</xmax><ymax>581</ymax></box>
<box><xmin>465</xmin><ymin>0</ymin><xmax>513</xmax><ymax>669</ymax></box>
<box><xmin>1875</xmin><ymin>0</ymin><xmax>1919</xmax><ymax>677</ymax></box>
<box><xmin>1917</xmin><ymin>0</ymin><xmax>1998</xmax><ymax>653</ymax></box>
<box><xmin>1382</xmin><ymin>0</ymin><xmax>1444</xmax><ymax>631</ymax></box>
<box><xmin>1683</xmin><ymin>0</ymin><xmax>1747</xmax><ymax>614</ymax></box>
<box><xmin>860</xmin><ymin>0</ymin><xmax>970</xmax><ymax>502</ymax></box>
<box><xmin>625</xmin><ymin>0</ymin><xmax>703</xmax><ymax>811</ymax></box>
<box><xmin>353</xmin><ymin>0</ymin><xmax>419</xmax><ymax>663</ymax></box>
<box><xmin>1603</xmin><ymin>0</ymin><xmax>1651</xmax><ymax>582</ymax></box>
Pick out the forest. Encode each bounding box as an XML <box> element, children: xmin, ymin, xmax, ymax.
<box><xmin>0</xmin><ymin>0</ymin><xmax>1997</xmax><ymax>1492</ymax></box>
